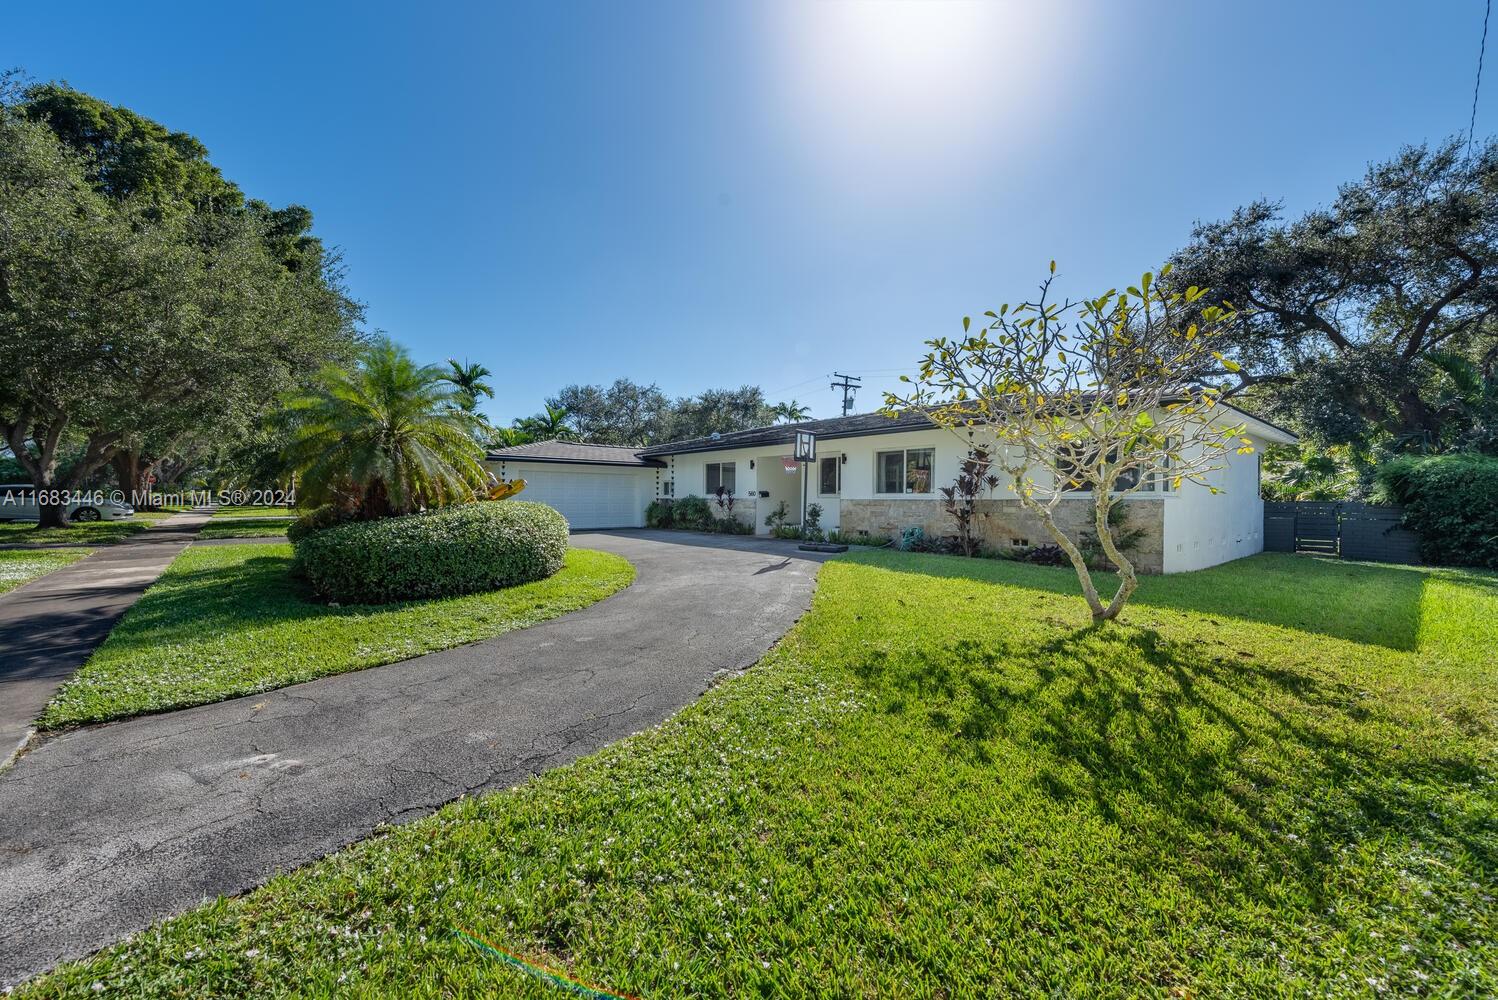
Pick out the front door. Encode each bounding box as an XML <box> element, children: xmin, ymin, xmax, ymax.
<box><xmin>815</xmin><ymin>454</ymin><xmax>841</xmax><ymax>533</ymax></box>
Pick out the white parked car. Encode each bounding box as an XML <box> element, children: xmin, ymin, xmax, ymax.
<box><xmin>0</xmin><ymin>485</ymin><xmax>135</xmax><ymax>522</ymax></box>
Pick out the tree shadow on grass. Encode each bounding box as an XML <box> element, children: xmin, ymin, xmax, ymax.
<box><xmin>839</xmin><ymin>550</ymin><xmax>1454</xmax><ymax>650</ymax></box>
<box><xmin>850</xmin><ymin>621</ymin><xmax>1494</xmax><ymax>913</ymax></box>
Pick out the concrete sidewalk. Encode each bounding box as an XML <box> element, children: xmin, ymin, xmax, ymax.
<box><xmin>0</xmin><ymin>511</ymin><xmax>211</xmax><ymax>760</ymax></box>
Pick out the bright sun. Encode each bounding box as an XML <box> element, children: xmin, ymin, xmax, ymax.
<box><xmin>764</xmin><ymin>0</ymin><xmax>1072</xmax><ymax>181</ymax></box>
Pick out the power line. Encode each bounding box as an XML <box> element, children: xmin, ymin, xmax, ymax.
<box><xmin>1471</xmin><ymin>0</ymin><xmax>1491</xmax><ymax>156</ymax></box>
<box><xmin>829</xmin><ymin>372</ymin><xmax>861</xmax><ymax>416</ymax></box>
<box><xmin>765</xmin><ymin>374</ymin><xmax>830</xmax><ymax>397</ymax></box>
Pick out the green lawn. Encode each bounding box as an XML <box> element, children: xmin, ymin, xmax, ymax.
<box><xmin>0</xmin><ymin>549</ymin><xmax>91</xmax><ymax>594</ymax></box>
<box><xmin>19</xmin><ymin>553</ymin><xmax>1497</xmax><ymax>998</ymax></box>
<box><xmin>38</xmin><ymin>544</ymin><xmax>635</xmax><ymax>730</ymax></box>
<box><xmin>210</xmin><ymin>504</ymin><xmax>297</xmax><ymax>518</ymax></box>
<box><xmin>0</xmin><ymin>519</ymin><xmax>152</xmax><ymax>546</ymax></box>
<box><xmin>196</xmin><ymin>517</ymin><xmax>294</xmax><ymax>539</ymax></box>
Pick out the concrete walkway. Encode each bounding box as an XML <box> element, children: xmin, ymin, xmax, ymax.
<box><xmin>0</xmin><ymin>531</ymin><xmax>830</xmax><ymax>986</ymax></box>
<box><xmin>0</xmin><ymin>511</ymin><xmax>212</xmax><ymax>759</ymax></box>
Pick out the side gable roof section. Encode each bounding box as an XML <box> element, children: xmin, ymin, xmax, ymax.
<box><xmin>1226</xmin><ymin>408</ymin><xmax>1298</xmax><ymax>445</ymax></box>
<box><xmin>485</xmin><ymin>440</ymin><xmax>665</xmax><ymax>468</ymax></box>
<box><xmin>638</xmin><ymin>403</ymin><xmax>1296</xmax><ymax>457</ymax></box>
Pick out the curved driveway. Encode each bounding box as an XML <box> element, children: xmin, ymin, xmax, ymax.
<box><xmin>0</xmin><ymin>531</ymin><xmax>831</xmax><ymax>987</ymax></box>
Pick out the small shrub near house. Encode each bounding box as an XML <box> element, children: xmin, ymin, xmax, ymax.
<box><xmin>292</xmin><ymin>500</ymin><xmax>568</xmax><ymax>604</ymax></box>
<box><xmin>1376</xmin><ymin>453</ymin><xmax>1498</xmax><ymax>568</ymax></box>
<box><xmin>823</xmin><ymin>529</ymin><xmax>893</xmax><ymax>547</ymax></box>
<box><xmin>672</xmin><ymin>495</ymin><xmax>713</xmax><ymax>531</ymax></box>
<box><xmin>644</xmin><ymin>499</ymin><xmax>674</xmax><ymax>529</ymax></box>
<box><xmin>645</xmin><ymin>495</ymin><xmax>751</xmax><ymax>535</ymax></box>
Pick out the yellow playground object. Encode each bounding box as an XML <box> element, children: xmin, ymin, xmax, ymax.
<box><xmin>485</xmin><ymin>478</ymin><xmax>527</xmax><ymax>501</ymax></box>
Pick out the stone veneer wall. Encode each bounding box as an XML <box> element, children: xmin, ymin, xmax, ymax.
<box><xmin>838</xmin><ymin>498</ymin><xmax>1165</xmax><ymax>574</ymax></box>
<box><xmin>707</xmin><ymin>496</ymin><xmax>756</xmax><ymax>530</ymax></box>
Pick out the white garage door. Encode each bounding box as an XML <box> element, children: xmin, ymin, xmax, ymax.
<box><xmin>512</xmin><ymin>466</ymin><xmax>646</xmax><ymax>530</ymax></box>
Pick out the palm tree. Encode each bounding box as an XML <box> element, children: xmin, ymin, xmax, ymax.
<box><xmin>284</xmin><ymin>338</ymin><xmax>488</xmax><ymax>518</ymax></box>
<box><xmin>485</xmin><ymin>425</ymin><xmax>533</xmax><ymax>448</ymax></box>
<box><xmin>441</xmin><ymin>358</ymin><xmax>495</xmax><ymax>413</ymax></box>
<box><xmin>1424</xmin><ymin>350</ymin><xmax>1498</xmax><ymax>452</ymax></box>
<box><xmin>773</xmin><ymin>400</ymin><xmax>811</xmax><ymax>423</ymax></box>
<box><xmin>516</xmin><ymin>404</ymin><xmax>577</xmax><ymax>441</ymax></box>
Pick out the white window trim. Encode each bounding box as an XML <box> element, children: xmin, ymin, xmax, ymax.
<box><xmin>875</xmin><ymin>447</ymin><xmax>936</xmax><ymax>496</ymax></box>
<box><xmin>705</xmin><ymin>461</ymin><xmax>736</xmax><ymax>495</ymax></box>
<box><xmin>817</xmin><ymin>455</ymin><xmax>841</xmax><ymax>497</ymax></box>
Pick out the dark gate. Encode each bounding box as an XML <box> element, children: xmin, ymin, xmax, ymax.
<box><xmin>1264</xmin><ymin>502</ymin><xmax>1422</xmax><ymax>564</ymax></box>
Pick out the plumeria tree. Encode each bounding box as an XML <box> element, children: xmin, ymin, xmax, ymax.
<box><xmin>885</xmin><ymin>264</ymin><xmax>1254</xmax><ymax>622</ymax></box>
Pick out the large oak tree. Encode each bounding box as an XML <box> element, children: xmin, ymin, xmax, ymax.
<box><xmin>1169</xmin><ymin>137</ymin><xmax>1498</xmax><ymax>453</ymax></box>
<box><xmin>0</xmin><ymin>85</ymin><xmax>358</xmax><ymax>525</ymax></box>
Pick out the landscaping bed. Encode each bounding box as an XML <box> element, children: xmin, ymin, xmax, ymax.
<box><xmin>38</xmin><ymin>543</ymin><xmax>634</xmax><ymax>729</ymax></box>
<box><xmin>0</xmin><ymin>549</ymin><xmax>91</xmax><ymax>594</ymax></box>
<box><xmin>19</xmin><ymin>552</ymin><xmax>1496</xmax><ymax>997</ymax></box>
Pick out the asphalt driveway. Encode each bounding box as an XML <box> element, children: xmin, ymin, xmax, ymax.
<box><xmin>0</xmin><ymin>531</ymin><xmax>831</xmax><ymax>987</ymax></box>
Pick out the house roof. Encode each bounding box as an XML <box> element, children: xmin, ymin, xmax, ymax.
<box><xmin>639</xmin><ymin>402</ymin><xmax>1297</xmax><ymax>456</ymax></box>
<box><xmin>492</xmin><ymin>402</ymin><xmax>1296</xmax><ymax>467</ymax></box>
<box><xmin>637</xmin><ymin>410</ymin><xmax>936</xmax><ymax>457</ymax></box>
<box><xmin>485</xmin><ymin>440</ymin><xmax>664</xmax><ymax>467</ymax></box>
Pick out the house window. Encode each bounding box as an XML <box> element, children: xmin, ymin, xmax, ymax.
<box><xmin>819</xmin><ymin>456</ymin><xmax>840</xmax><ymax>496</ymax></box>
<box><xmin>706</xmin><ymin>462</ymin><xmax>735</xmax><ymax>494</ymax></box>
<box><xmin>660</xmin><ymin>480</ymin><xmax>675</xmax><ymax>497</ymax></box>
<box><xmin>1057</xmin><ymin>443</ymin><xmax>1174</xmax><ymax>493</ymax></box>
<box><xmin>876</xmin><ymin>448</ymin><xmax>934</xmax><ymax>494</ymax></box>
<box><xmin>1056</xmin><ymin>441</ymin><xmax>1091</xmax><ymax>492</ymax></box>
<box><xmin>1137</xmin><ymin>437</ymin><xmax>1178</xmax><ymax>493</ymax></box>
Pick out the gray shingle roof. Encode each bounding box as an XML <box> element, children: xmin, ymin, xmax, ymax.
<box><xmin>485</xmin><ymin>440</ymin><xmax>664</xmax><ymax>467</ymax></box>
<box><xmin>637</xmin><ymin>410</ymin><xmax>935</xmax><ymax>457</ymax></box>
<box><xmin>491</xmin><ymin>403</ymin><xmax>1293</xmax><ymax>467</ymax></box>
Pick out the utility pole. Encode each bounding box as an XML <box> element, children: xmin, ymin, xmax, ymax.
<box><xmin>829</xmin><ymin>372</ymin><xmax>861</xmax><ymax>416</ymax></box>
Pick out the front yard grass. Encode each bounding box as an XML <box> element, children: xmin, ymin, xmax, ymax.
<box><xmin>210</xmin><ymin>504</ymin><xmax>296</xmax><ymax>518</ymax></box>
<box><xmin>0</xmin><ymin>549</ymin><xmax>91</xmax><ymax>594</ymax></box>
<box><xmin>0</xmin><ymin>519</ymin><xmax>152</xmax><ymax>546</ymax></box>
<box><xmin>38</xmin><ymin>544</ymin><xmax>635</xmax><ymax>730</ymax></box>
<box><xmin>19</xmin><ymin>553</ymin><xmax>1497</xmax><ymax>997</ymax></box>
<box><xmin>196</xmin><ymin>517</ymin><xmax>294</xmax><ymax>539</ymax></box>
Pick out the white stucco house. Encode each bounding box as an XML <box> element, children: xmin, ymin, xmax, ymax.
<box><xmin>486</xmin><ymin>405</ymin><xmax>1297</xmax><ymax>573</ymax></box>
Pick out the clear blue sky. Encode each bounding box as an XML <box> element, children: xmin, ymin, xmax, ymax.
<box><xmin>6</xmin><ymin>1</ymin><xmax>1493</xmax><ymax>425</ymax></box>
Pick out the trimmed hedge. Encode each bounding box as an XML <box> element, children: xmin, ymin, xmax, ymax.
<box><xmin>292</xmin><ymin>500</ymin><xmax>569</xmax><ymax>604</ymax></box>
<box><xmin>1376</xmin><ymin>454</ymin><xmax>1498</xmax><ymax>569</ymax></box>
<box><xmin>286</xmin><ymin>503</ymin><xmax>353</xmax><ymax>544</ymax></box>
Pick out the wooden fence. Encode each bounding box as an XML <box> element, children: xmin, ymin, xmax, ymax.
<box><xmin>1264</xmin><ymin>502</ymin><xmax>1423</xmax><ymax>564</ymax></box>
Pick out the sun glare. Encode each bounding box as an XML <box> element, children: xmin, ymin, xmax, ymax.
<box><xmin>765</xmin><ymin>0</ymin><xmax>1071</xmax><ymax>184</ymax></box>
